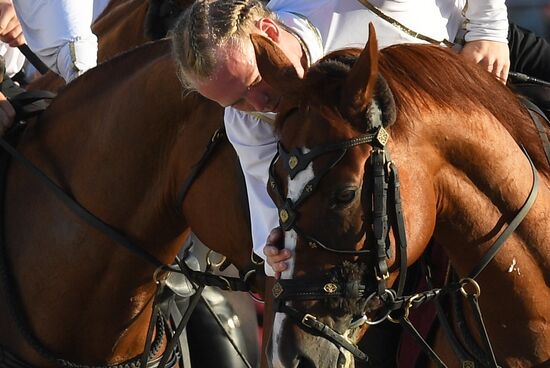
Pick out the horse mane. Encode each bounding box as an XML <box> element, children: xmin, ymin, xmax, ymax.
<box><xmin>377</xmin><ymin>45</ymin><xmax>526</xmax><ymax>140</ymax></box>
<box><xmin>285</xmin><ymin>45</ymin><xmax>548</xmax><ymax>177</ymax></box>
<box><xmin>144</xmin><ymin>0</ymin><xmax>193</xmax><ymax>40</ymax></box>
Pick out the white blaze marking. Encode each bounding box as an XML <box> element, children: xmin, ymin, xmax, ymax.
<box><xmin>272</xmin><ymin>151</ymin><xmax>315</xmax><ymax>367</ymax></box>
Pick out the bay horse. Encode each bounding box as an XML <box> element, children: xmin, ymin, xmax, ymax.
<box><xmin>251</xmin><ymin>25</ymin><xmax>550</xmax><ymax>368</ymax></box>
<box><xmin>0</xmin><ymin>38</ymin><xmax>261</xmax><ymax>366</ymax></box>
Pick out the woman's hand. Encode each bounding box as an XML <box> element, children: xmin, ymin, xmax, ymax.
<box><xmin>263</xmin><ymin>227</ymin><xmax>291</xmax><ymax>279</ymax></box>
<box><xmin>460</xmin><ymin>39</ymin><xmax>510</xmax><ymax>83</ymax></box>
<box><xmin>0</xmin><ymin>0</ymin><xmax>25</xmax><ymax>47</ymax></box>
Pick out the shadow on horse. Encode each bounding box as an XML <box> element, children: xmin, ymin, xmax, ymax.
<box><xmin>0</xmin><ymin>38</ymin><xmax>263</xmax><ymax>366</ymax></box>
<box><xmin>253</xmin><ymin>24</ymin><xmax>550</xmax><ymax>368</ymax></box>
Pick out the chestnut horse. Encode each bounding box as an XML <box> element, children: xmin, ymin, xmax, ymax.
<box><xmin>252</xmin><ymin>25</ymin><xmax>550</xmax><ymax>368</ymax></box>
<box><xmin>0</xmin><ymin>38</ymin><xmax>261</xmax><ymax>366</ymax></box>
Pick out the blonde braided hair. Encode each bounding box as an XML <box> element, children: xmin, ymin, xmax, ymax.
<box><xmin>171</xmin><ymin>0</ymin><xmax>276</xmax><ymax>90</ymax></box>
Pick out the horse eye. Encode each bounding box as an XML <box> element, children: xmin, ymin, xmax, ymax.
<box><xmin>335</xmin><ymin>188</ymin><xmax>356</xmax><ymax>205</ymax></box>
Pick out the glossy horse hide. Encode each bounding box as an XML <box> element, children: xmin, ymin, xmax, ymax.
<box><xmin>0</xmin><ymin>38</ymin><xmax>259</xmax><ymax>366</ymax></box>
<box><xmin>28</xmin><ymin>0</ymin><xmax>193</xmax><ymax>92</ymax></box>
<box><xmin>252</xmin><ymin>25</ymin><xmax>550</xmax><ymax>368</ymax></box>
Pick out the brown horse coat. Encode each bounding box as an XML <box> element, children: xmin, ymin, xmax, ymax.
<box><xmin>0</xmin><ymin>39</ymin><xmax>256</xmax><ymax>366</ymax></box>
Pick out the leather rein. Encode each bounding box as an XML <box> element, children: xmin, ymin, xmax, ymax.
<box><xmin>0</xmin><ymin>126</ymin><xmax>258</xmax><ymax>368</ymax></box>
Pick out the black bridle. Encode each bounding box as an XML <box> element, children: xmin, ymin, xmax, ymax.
<box><xmin>267</xmin><ymin>106</ymin><xmax>541</xmax><ymax>366</ymax></box>
<box><xmin>267</xmin><ymin>120</ymin><xmax>410</xmax><ymax>362</ymax></box>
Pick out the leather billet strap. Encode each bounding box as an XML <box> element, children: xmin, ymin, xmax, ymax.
<box><xmin>176</xmin><ymin>127</ymin><xmax>226</xmax><ymax>213</ymax></box>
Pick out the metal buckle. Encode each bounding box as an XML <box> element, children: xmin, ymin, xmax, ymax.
<box><xmin>459</xmin><ymin>278</ymin><xmax>481</xmax><ymax>298</ymax></box>
<box><xmin>387</xmin><ymin>293</ymin><xmax>421</xmax><ymax>324</ymax></box>
<box><xmin>364</xmin><ymin>289</ymin><xmax>394</xmax><ymax>325</ymax></box>
<box><xmin>302</xmin><ymin>313</ymin><xmax>316</xmax><ymax>326</ymax></box>
<box><xmin>375</xmin><ymin>271</ymin><xmax>390</xmax><ymax>281</ymax></box>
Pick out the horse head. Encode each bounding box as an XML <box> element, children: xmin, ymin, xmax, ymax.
<box><xmin>254</xmin><ymin>21</ymin><xmax>550</xmax><ymax>367</ymax></box>
<box><xmin>252</xmin><ymin>25</ymin><xmax>436</xmax><ymax>367</ymax></box>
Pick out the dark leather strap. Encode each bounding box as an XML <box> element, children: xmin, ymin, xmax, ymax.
<box><xmin>279</xmin><ymin>303</ymin><xmax>369</xmax><ymax>362</ymax></box>
<box><xmin>18</xmin><ymin>44</ymin><xmax>50</xmax><ymax>75</ymax></box>
<box><xmin>0</xmin><ymin>137</ymin><xmax>167</xmax><ymax>269</ymax></box>
<box><xmin>157</xmin><ymin>284</ymin><xmax>205</xmax><ymax>368</ymax></box>
<box><xmin>519</xmin><ymin>95</ymin><xmax>550</xmax><ymax>167</ymax></box>
<box><xmin>400</xmin><ymin>317</ymin><xmax>448</xmax><ymax>367</ymax></box>
<box><xmin>468</xmin><ymin>146</ymin><xmax>539</xmax><ymax>279</ymax></box>
<box><xmin>176</xmin><ymin>127</ymin><xmax>226</xmax><ymax>213</ymax></box>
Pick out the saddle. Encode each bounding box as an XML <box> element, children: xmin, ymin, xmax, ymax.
<box><xmin>509</xmin><ymin>74</ymin><xmax>550</xmax><ymax>119</ymax></box>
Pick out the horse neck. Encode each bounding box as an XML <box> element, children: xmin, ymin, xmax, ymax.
<box><xmin>376</xmin><ymin>45</ymin><xmax>550</xmax><ymax>292</ymax></box>
<box><xmin>23</xmin><ymin>40</ymin><xmax>194</xmax><ymax>262</ymax></box>
<box><xmin>94</xmin><ymin>0</ymin><xmax>150</xmax><ymax>62</ymax></box>
<box><xmin>410</xmin><ymin>103</ymin><xmax>550</xmax><ymax>342</ymax></box>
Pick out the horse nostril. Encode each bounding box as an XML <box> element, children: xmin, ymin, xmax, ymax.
<box><xmin>297</xmin><ymin>356</ymin><xmax>316</xmax><ymax>368</ymax></box>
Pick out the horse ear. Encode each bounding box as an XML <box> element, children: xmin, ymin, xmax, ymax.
<box><xmin>250</xmin><ymin>33</ymin><xmax>302</xmax><ymax>100</ymax></box>
<box><xmin>340</xmin><ymin>23</ymin><xmax>380</xmax><ymax>126</ymax></box>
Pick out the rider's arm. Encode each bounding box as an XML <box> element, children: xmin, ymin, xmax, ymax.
<box><xmin>0</xmin><ymin>0</ymin><xmax>24</xmax><ymax>47</ymax></box>
<box><xmin>224</xmin><ymin>107</ymin><xmax>283</xmax><ymax>277</ymax></box>
<box><xmin>12</xmin><ymin>0</ymin><xmax>97</xmax><ymax>82</ymax></box>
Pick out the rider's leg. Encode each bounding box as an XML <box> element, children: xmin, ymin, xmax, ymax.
<box><xmin>508</xmin><ymin>22</ymin><xmax>550</xmax><ymax>82</ymax></box>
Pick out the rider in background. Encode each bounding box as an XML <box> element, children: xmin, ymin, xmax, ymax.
<box><xmin>171</xmin><ymin>0</ymin><xmax>550</xmax><ymax>279</ymax></box>
<box><xmin>0</xmin><ymin>0</ymin><xmax>107</xmax><ymax>135</ymax></box>
<box><xmin>12</xmin><ymin>0</ymin><xmax>97</xmax><ymax>83</ymax></box>
<box><xmin>0</xmin><ymin>0</ymin><xmax>24</xmax><ymax>136</ymax></box>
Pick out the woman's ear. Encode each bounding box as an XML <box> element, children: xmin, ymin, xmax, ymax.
<box><xmin>257</xmin><ymin>17</ymin><xmax>280</xmax><ymax>43</ymax></box>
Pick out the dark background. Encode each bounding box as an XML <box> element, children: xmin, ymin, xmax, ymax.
<box><xmin>507</xmin><ymin>0</ymin><xmax>550</xmax><ymax>38</ymax></box>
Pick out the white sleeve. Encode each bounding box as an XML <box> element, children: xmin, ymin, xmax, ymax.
<box><xmin>0</xmin><ymin>42</ymin><xmax>25</xmax><ymax>77</ymax></box>
<box><xmin>224</xmin><ymin>107</ymin><xmax>279</xmax><ymax>277</ymax></box>
<box><xmin>13</xmin><ymin>0</ymin><xmax>98</xmax><ymax>82</ymax></box>
<box><xmin>463</xmin><ymin>0</ymin><xmax>508</xmax><ymax>43</ymax></box>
